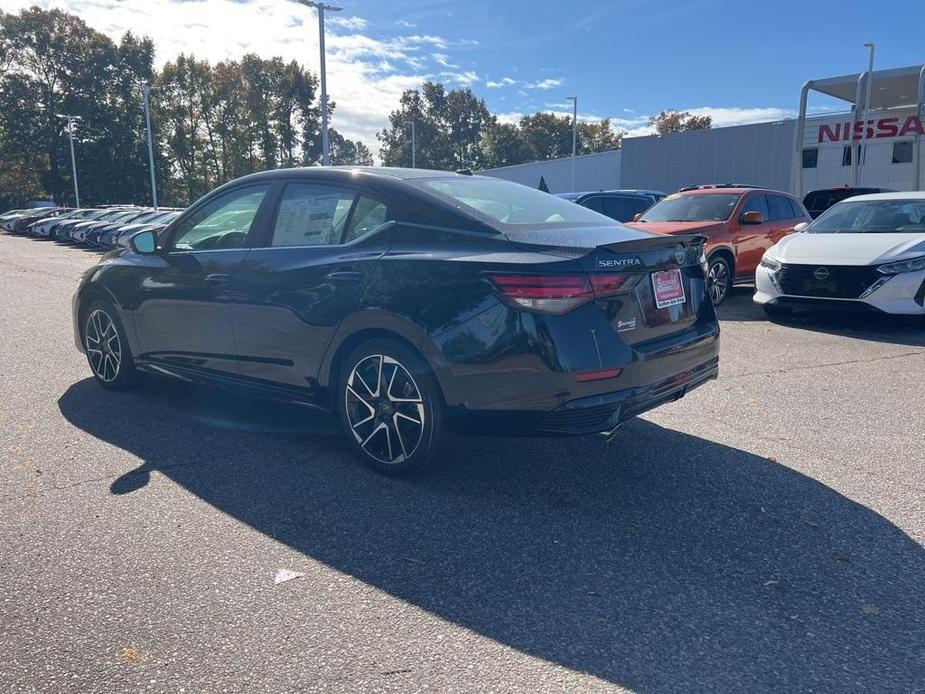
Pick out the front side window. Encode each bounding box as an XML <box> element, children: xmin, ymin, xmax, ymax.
<box><xmin>418</xmin><ymin>177</ymin><xmax>611</xmax><ymax>228</ymax></box>
<box><xmin>639</xmin><ymin>193</ymin><xmax>740</xmax><ymax>223</ymax></box>
<box><xmin>172</xmin><ymin>185</ymin><xmax>271</xmax><ymax>251</ymax></box>
<box><xmin>740</xmin><ymin>194</ymin><xmax>768</xmax><ymax>221</ymax></box>
<box><xmin>810</xmin><ymin>200</ymin><xmax>925</xmax><ymax>233</ymax></box>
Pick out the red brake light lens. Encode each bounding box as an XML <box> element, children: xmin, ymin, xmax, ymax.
<box><xmin>488</xmin><ymin>273</ymin><xmax>636</xmax><ymax>314</ymax></box>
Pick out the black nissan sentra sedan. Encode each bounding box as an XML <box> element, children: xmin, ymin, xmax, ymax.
<box><xmin>72</xmin><ymin>167</ymin><xmax>720</xmax><ymax>474</ymax></box>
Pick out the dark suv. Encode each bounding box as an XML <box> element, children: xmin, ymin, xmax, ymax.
<box><xmin>803</xmin><ymin>186</ymin><xmax>896</xmax><ymax>219</ymax></box>
<box><xmin>558</xmin><ymin>191</ymin><xmax>658</xmax><ymax>223</ymax></box>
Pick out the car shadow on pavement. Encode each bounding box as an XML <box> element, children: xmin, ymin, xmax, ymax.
<box><xmin>717</xmin><ymin>288</ymin><xmax>925</xmax><ymax>347</ymax></box>
<box><xmin>58</xmin><ymin>377</ymin><xmax>924</xmax><ymax>690</ymax></box>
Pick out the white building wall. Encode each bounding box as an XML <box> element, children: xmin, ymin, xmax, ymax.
<box><xmin>481</xmin><ymin>150</ymin><xmax>621</xmax><ymax>193</ymax></box>
<box><xmin>798</xmin><ymin>108</ymin><xmax>925</xmax><ymax>194</ymax></box>
<box><xmin>620</xmin><ymin>120</ymin><xmax>798</xmax><ymax>194</ymax></box>
<box><xmin>482</xmin><ymin>110</ymin><xmax>925</xmax><ymax>197</ymax></box>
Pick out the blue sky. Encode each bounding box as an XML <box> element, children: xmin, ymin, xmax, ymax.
<box><xmin>4</xmin><ymin>0</ymin><xmax>924</xmax><ymax>152</ymax></box>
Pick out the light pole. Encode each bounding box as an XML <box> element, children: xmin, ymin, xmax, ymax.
<box><xmin>407</xmin><ymin>119</ymin><xmax>416</xmax><ymax>168</ymax></box>
<box><xmin>566</xmin><ymin>96</ymin><xmax>578</xmax><ymax>191</ymax></box>
<box><xmin>137</xmin><ymin>81</ymin><xmax>158</xmax><ymax>209</ymax></box>
<box><xmin>293</xmin><ymin>0</ymin><xmax>342</xmax><ymax>166</ymax></box>
<box><xmin>56</xmin><ymin>114</ymin><xmax>81</xmax><ymax>207</ymax></box>
<box><xmin>858</xmin><ymin>42</ymin><xmax>875</xmax><ymax>185</ymax></box>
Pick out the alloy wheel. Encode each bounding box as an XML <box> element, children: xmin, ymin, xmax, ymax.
<box><xmin>345</xmin><ymin>354</ymin><xmax>425</xmax><ymax>465</ymax></box>
<box><xmin>85</xmin><ymin>309</ymin><xmax>122</xmax><ymax>383</ymax></box>
<box><xmin>708</xmin><ymin>261</ymin><xmax>729</xmax><ymax>304</ymax></box>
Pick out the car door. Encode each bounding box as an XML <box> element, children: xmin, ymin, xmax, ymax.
<box><xmin>766</xmin><ymin>194</ymin><xmax>802</xmax><ymax>246</ymax></box>
<box><xmin>131</xmin><ymin>183</ymin><xmax>273</xmax><ymax>378</ymax></box>
<box><xmin>733</xmin><ymin>193</ymin><xmax>773</xmax><ymax>278</ymax></box>
<box><xmin>232</xmin><ymin>181</ymin><xmax>392</xmax><ymax>393</ymax></box>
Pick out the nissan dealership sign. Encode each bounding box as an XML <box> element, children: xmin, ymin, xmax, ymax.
<box><xmin>816</xmin><ymin>114</ymin><xmax>924</xmax><ymax>143</ymax></box>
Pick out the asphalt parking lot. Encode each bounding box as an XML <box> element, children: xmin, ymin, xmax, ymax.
<box><xmin>1</xmin><ymin>233</ymin><xmax>923</xmax><ymax>693</ymax></box>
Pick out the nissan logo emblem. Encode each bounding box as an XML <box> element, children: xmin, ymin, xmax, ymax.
<box><xmin>814</xmin><ymin>267</ymin><xmax>830</xmax><ymax>281</ymax></box>
<box><xmin>674</xmin><ymin>245</ymin><xmax>686</xmax><ymax>265</ymax></box>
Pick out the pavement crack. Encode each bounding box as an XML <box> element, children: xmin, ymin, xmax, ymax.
<box><xmin>727</xmin><ymin>349</ymin><xmax>925</xmax><ymax>379</ymax></box>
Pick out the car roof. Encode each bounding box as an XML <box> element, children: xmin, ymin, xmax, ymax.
<box><xmin>835</xmin><ymin>191</ymin><xmax>925</xmax><ymax>202</ymax></box>
<box><xmin>235</xmin><ymin>166</ymin><xmax>473</xmax><ymax>184</ymax></box>
<box><xmin>674</xmin><ymin>187</ymin><xmax>795</xmax><ymax>197</ymax></box>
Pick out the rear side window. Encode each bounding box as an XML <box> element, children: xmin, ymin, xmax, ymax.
<box><xmin>767</xmin><ymin>195</ymin><xmax>796</xmax><ymax>221</ymax></box>
<box><xmin>343</xmin><ymin>196</ymin><xmax>388</xmax><ymax>243</ymax></box>
<box><xmin>580</xmin><ymin>196</ymin><xmax>604</xmax><ymax>214</ymax></box>
<box><xmin>601</xmin><ymin>196</ymin><xmax>638</xmax><ymax>222</ymax></box>
<box><xmin>270</xmin><ymin>184</ymin><xmax>356</xmax><ymax>247</ymax></box>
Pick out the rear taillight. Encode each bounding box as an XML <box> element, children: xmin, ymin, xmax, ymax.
<box><xmin>488</xmin><ymin>273</ymin><xmax>635</xmax><ymax>315</ymax></box>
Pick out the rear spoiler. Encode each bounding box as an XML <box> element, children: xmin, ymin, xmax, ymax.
<box><xmin>595</xmin><ymin>233</ymin><xmax>707</xmax><ymax>253</ymax></box>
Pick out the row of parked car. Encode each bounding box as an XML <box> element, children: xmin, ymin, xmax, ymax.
<box><xmin>557</xmin><ymin>183</ymin><xmax>925</xmax><ymax>316</ymax></box>
<box><xmin>0</xmin><ymin>205</ymin><xmax>183</xmax><ymax>249</ymax></box>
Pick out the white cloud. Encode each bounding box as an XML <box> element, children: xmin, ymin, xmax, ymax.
<box><xmin>442</xmin><ymin>70</ymin><xmax>479</xmax><ymax>87</ymax></box>
<box><xmin>0</xmin><ymin>0</ymin><xmax>480</xmax><ymax>158</ymax></box>
<box><xmin>327</xmin><ymin>15</ymin><xmax>368</xmax><ymax>31</ymax></box>
<box><xmin>486</xmin><ymin>77</ymin><xmax>517</xmax><ymax>88</ymax></box>
<box><xmin>526</xmin><ymin>78</ymin><xmax>563</xmax><ymax>90</ymax></box>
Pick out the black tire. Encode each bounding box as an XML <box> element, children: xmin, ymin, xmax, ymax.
<box><xmin>707</xmin><ymin>255</ymin><xmax>733</xmax><ymax>306</ymax></box>
<box><xmin>762</xmin><ymin>303</ymin><xmax>793</xmax><ymax>318</ymax></box>
<box><xmin>82</xmin><ymin>300</ymin><xmax>138</xmax><ymax>390</ymax></box>
<box><xmin>337</xmin><ymin>338</ymin><xmax>445</xmax><ymax>475</ymax></box>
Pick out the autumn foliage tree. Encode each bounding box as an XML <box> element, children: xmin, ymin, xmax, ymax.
<box><xmin>647</xmin><ymin>110</ymin><xmax>712</xmax><ymax>135</ymax></box>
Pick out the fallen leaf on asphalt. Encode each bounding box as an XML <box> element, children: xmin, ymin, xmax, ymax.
<box><xmin>274</xmin><ymin>569</ymin><xmax>304</xmax><ymax>585</ymax></box>
<box><xmin>767</xmin><ymin>456</ymin><xmax>777</xmax><ymax>462</ymax></box>
<box><xmin>836</xmin><ymin>554</ymin><xmax>850</xmax><ymax>562</ymax></box>
<box><xmin>860</xmin><ymin>604</ymin><xmax>879</xmax><ymax>615</ymax></box>
<box><xmin>120</xmin><ymin>647</ymin><xmax>144</xmax><ymax>663</ymax></box>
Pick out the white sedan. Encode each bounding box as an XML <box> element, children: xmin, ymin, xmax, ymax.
<box><xmin>755</xmin><ymin>192</ymin><xmax>925</xmax><ymax>316</ymax></box>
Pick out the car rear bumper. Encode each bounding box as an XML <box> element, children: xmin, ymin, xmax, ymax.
<box><xmin>448</xmin><ymin>319</ymin><xmax>720</xmax><ymax>437</ymax></box>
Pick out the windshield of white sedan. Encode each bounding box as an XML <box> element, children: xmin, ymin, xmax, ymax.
<box><xmin>811</xmin><ymin>200</ymin><xmax>925</xmax><ymax>233</ymax></box>
<box><xmin>421</xmin><ymin>177</ymin><xmax>611</xmax><ymax>226</ymax></box>
<box><xmin>638</xmin><ymin>193</ymin><xmax>740</xmax><ymax>222</ymax></box>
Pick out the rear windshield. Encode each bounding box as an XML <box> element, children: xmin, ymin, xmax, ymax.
<box><xmin>417</xmin><ymin>177</ymin><xmax>612</xmax><ymax>228</ymax></box>
<box><xmin>803</xmin><ymin>189</ymin><xmax>880</xmax><ymax>212</ymax></box>
<box><xmin>638</xmin><ymin>193</ymin><xmax>740</xmax><ymax>223</ymax></box>
<box><xmin>810</xmin><ymin>199</ymin><xmax>925</xmax><ymax>233</ymax></box>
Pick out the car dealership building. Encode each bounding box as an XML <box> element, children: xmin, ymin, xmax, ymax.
<box><xmin>484</xmin><ymin>64</ymin><xmax>925</xmax><ymax>197</ymax></box>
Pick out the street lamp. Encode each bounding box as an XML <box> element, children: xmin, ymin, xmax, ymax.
<box><xmin>56</xmin><ymin>114</ymin><xmax>82</xmax><ymax>207</ymax></box>
<box><xmin>407</xmin><ymin>119</ymin><xmax>416</xmax><ymax>168</ymax></box>
<box><xmin>858</xmin><ymin>42</ymin><xmax>875</xmax><ymax>185</ymax></box>
<box><xmin>566</xmin><ymin>96</ymin><xmax>578</xmax><ymax>157</ymax></box>
<box><xmin>566</xmin><ymin>96</ymin><xmax>578</xmax><ymax>191</ymax></box>
<box><xmin>292</xmin><ymin>0</ymin><xmax>342</xmax><ymax>166</ymax></box>
<box><xmin>136</xmin><ymin>80</ymin><xmax>158</xmax><ymax>209</ymax></box>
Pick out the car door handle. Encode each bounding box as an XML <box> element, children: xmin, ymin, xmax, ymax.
<box><xmin>326</xmin><ymin>270</ymin><xmax>363</xmax><ymax>282</ymax></box>
<box><xmin>204</xmin><ymin>273</ymin><xmax>231</xmax><ymax>284</ymax></box>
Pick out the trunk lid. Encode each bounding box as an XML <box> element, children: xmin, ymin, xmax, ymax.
<box><xmin>505</xmin><ymin>224</ymin><xmax>709</xmax><ymax>345</ymax></box>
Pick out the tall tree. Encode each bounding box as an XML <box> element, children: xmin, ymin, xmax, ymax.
<box><xmin>480</xmin><ymin>122</ymin><xmax>532</xmax><ymax>168</ymax></box>
<box><xmin>648</xmin><ymin>110</ymin><xmax>713</xmax><ymax>135</ymax></box>
<box><xmin>578</xmin><ymin>118</ymin><xmax>625</xmax><ymax>154</ymax></box>
<box><xmin>378</xmin><ymin>81</ymin><xmax>494</xmax><ymax>170</ymax></box>
<box><xmin>518</xmin><ymin>112</ymin><xmax>574</xmax><ymax>160</ymax></box>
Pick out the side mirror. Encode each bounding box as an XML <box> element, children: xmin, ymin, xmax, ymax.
<box><xmin>742</xmin><ymin>211</ymin><xmax>764</xmax><ymax>225</ymax></box>
<box><xmin>793</xmin><ymin>222</ymin><xmax>809</xmax><ymax>233</ymax></box>
<box><xmin>129</xmin><ymin>229</ymin><xmax>157</xmax><ymax>254</ymax></box>
<box><xmin>632</xmin><ymin>212</ymin><xmax>643</xmax><ymax>222</ymax></box>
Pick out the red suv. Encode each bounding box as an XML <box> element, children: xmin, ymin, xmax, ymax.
<box><xmin>626</xmin><ymin>185</ymin><xmax>810</xmax><ymax>305</ymax></box>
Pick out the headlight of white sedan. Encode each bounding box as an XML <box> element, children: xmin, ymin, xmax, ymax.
<box><xmin>877</xmin><ymin>255</ymin><xmax>925</xmax><ymax>275</ymax></box>
<box><xmin>759</xmin><ymin>254</ymin><xmax>782</xmax><ymax>271</ymax></box>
